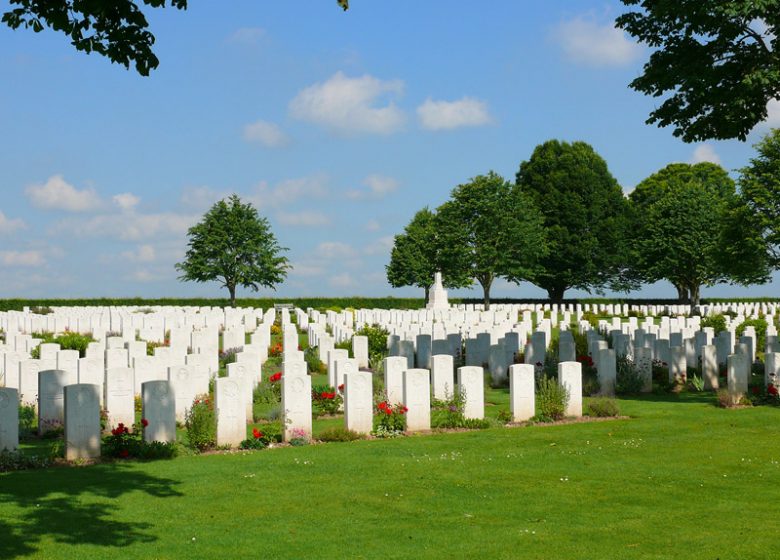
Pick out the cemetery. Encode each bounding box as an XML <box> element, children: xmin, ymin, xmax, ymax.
<box><xmin>1</xmin><ymin>295</ymin><xmax>780</xmax><ymax>557</ymax></box>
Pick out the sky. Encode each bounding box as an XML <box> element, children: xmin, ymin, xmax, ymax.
<box><xmin>0</xmin><ymin>0</ymin><xmax>778</xmax><ymax>301</ymax></box>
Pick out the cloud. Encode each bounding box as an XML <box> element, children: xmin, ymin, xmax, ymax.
<box><xmin>346</xmin><ymin>174</ymin><xmax>399</xmax><ymax>200</ymax></box>
<box><xmin>766</xmin><ymin>98</ymin><xmax>780</xmax><ymax>128</ymax></box>
<box><xmin>121</xmin><ymin>244</ymin><xmax>156</xmax><ymax>262</ymax></box>
<box><xmin>0</xmin><ymin>211</ymin><xmax>26</xmax><ymax>233</ymax></box>
<box><xmin>0</xmin><ymin>250</ymin><xmax>44</xmax><ymax>266</ymax></box>
<box><xmin>316</xmin><ymin>241</ymin><xmax>356</xmax><ymax>259</ymax></box>
<box><xmin>276</xmin><ymin>210</ymin><xmax>331</xmax><ymax>227</ymax></box>
<box><xmin>365</xmin><ymin>219</ymin><xmax>380</xmax><ymax>231</ymax></box>
<box><xmin>289</xmin><ymin>71</ymin><xmax>405</xmax><ymax>134</ymax></box>
<box><xmin>25</xmin><ymin>175</ymin><xmax>101</xmax><ymax>212</ymax></box>
<box><xmin>113</xmin><ymin>192</ymin><xmax>140</xmax><ymax>211</ymax></box>
<box><xmin>690</xmin><ymin>144</ymin><xmax>721</xmax><ymax>165</ymax></box>
<box><xmin>329</xmin><ymin>273</ymin><xmax>355</xmax><ymax>288</ymax></box>
<box><xmin>553</xmin><ymin>17</ymin><xmax>642</xmax><ymax>67</ymax></box>
<box><xmin>179</xmin><ymin>186</ymin><xmax>231</xmax><ymax>211</ymax></box>
<box><xmin>227</xmin><ymin>27</ymin><xmax>266</xmax><ymax>45</ymax></box>
<box><xmin>417</xmin><ymin>97</ymin><xmax>492</xmax><ymax>130</ymax></box>
<box><xmin>249</xmin><ymin>174</ymin><xmax>329</xmax><ymax>209</ymax></box>
<box><xmin>363</xmin><ymin>235</ymin><xmax>394</xmax><ymax>256</ymax></box>
<box><xmin>243</xmin><ymin>120</ymin><xmax>289</xmax><ymax>148</ymax></box>
<box><xmin>53</xmin><ymin>211</ymin><xmax>196</xmax><ymax>241</ymax></box>
<box><xmin>289</xmin><ymin>262</ymin><xmax>325</xmax><ymax>277</ymax></box>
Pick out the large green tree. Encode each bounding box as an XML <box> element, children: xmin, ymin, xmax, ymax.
<box><xmin>175</xmin><ymin>195</ymin><xmax>289</xmax><ymax>306</ymax></box>
<box><xmin>386</xmin><ymin>208</ymin><xmax>469</xmax><ymax>300</ymax></box>
<box><xmin>436</xmin><ymin>172</ymin><xmax>546</xmax><ymax>309</ymax></box>
<box><xmin>737</xmin><ymin>128</ymin><xmax>780</xmax><ymax>268</ymax></box>
<box><xmin>616</xmin><ymin>1</ymin><xmax>779</xmax><ymax>142</ymax></box>
<box><xmin>515</xmin><ymin>140</ymin><xmax>633</xmax><ymax>302</ymax></box>
<box><xmin>628</xmin><ymin>162</ymin><xmax>767</xmax><ymax>305</ymax></box>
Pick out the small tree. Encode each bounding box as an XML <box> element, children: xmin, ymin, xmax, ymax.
<box><xmin>175</xmin><ymin>194</ymin><xmax>289</xmax><ymax>306</ymax></box>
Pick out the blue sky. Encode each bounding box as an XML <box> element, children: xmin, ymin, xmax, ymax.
<box><xmin>0</xmin><ymin>0</ymin><xmax>777</xmax><ymax>300</ymax></box>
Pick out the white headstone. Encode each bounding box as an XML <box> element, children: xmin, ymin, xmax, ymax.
<box><xmin>383</xmin><ymin>356</ymin><xmax>406</xmax><ymax>405</ymax></box>
<box><xmin>457</xmin><ymin>366</ymin><xmax>484</xmax><ymax>419</ymax></box>
<box><xmin>431</xmin><ymin>354</ymin><xmax>454</xmax><ymax>400</ymax></box>
<box><xmin>558</xmin><ymin>361</ymin><xmax>582</xmax><ymax>417</ymax></box>
<box><xmin>215</xmin><ymin>377</ymin><xmax>247</xmax><ymax>447</ymax></box>
<box><xmin>403</xmin><ymin>368</ymin><xmax>431</xmax><ymax>432</ymax></box>
<box><xmin>344</xmin><ymin>370</ymin><xmax>373</xmax><ymax>434</ymax></box>
<box><xmin>0</xmin><ymin>387</ymin><xmax>19</xmax><ymax>451</ymax></box>
<box><xmin>64</xmin><ymin>383</ymin><xmax>101</xmax><ymax>460</ymax></box>
<box><xmin>509</xmin><ymin>364</ymin><xmax>534</xmax><ymax>422</ymax></box>
<box><xmin>38</xmin><ymin>369</ymin><xmax>67</xmax><ymax>435</ymax></box>
<box><xmin>104</xmin><ymin>368</ymin><xmax>135</xmax><ymax>429</ymax></box>
<box><xmin>281</xmin><ymin>371</ymin><xmax>312</xmax><ymax>442</ymax></box>
<box><xmin>142</xmin><ymin>380</ymin><xmax>176</xmax><ymax>443</ymax></box>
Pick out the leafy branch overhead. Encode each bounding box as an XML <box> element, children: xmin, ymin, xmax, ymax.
<box><xmin>1</xmin><ymin>0</ymin><xmax>188</xmax><ymax>76</ymax></box>
<box><xmin>617</xmin><ymin>0</ymin><xmax>780</xmax><ymax>142</ymax></box>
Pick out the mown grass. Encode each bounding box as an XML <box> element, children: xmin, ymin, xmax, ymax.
<box><xmin>3</xmin><ymin>391</ymin><xmax>780</xmax><ymax>559</ymax></box>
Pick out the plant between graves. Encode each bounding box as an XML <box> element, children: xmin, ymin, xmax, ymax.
<box><xmin>219</xmin><ymin>347</ymin><xmax>241</xmax><ymax>369</ymax></box>
<box><xmin>373</xmin><ymin>400</ymin><xmax>407</xmax><ymax>434</ymax></box>
<box><xmin>700</xmin><ymin>314</ymin><xmax>727</xmax><ymax>334</ymax></box>
<box><xmin>688</xmin><ymin>374</ymin><xmax>705</xmax><ymax>392</ymax></box>
<box><xmin>317</xmin><ymin>427</ymin><xmax>364</xmax><ymax>442</ymax></box>
<box><xmin>253</xmin><ymin>378</ymin><xmax>281</xmax><ymax>405</ymax></box>
<box><xmin>431</xmin><ymin>388</ymin><xmax>468</xmax><ymax>429</ymax></box>
<box><xmin>304</xmin><ymin>347</ymin><xmax>327</xmax><ymax>375</ymax></box>
<box><xmin>615</xmin><ymin>356</ymin><xmax>645</xmax><ymax>395</ymax></box>
<box><xmin>586</xmin><ymin>397</ymin><xmax>620</xmax><ymax>418</ymax></box>
<box><xmin>0</xmin><ymin>450</ymin><xmax>52</xmax><ymax>472</ymax></box>
<box><xmin>239</xmin><ymin>427</ymin><xmax>272</xmax><ymax>450</ymax></box>
<box><xmin>146</xmin><ymin>339</ymin><xmax>169</xmax><ymax>356</ymax></box>
<box><xmin>269</xmin><ymin>342</ymin><xmax>283</xmax><ymax>357</ymax></box>
<box><xmin>311</xmin><ymin>384</ymin><xmax>342</xmax><ymax>417</ymax></box>
<box><xmin>534</xmin><ymin>376</ymin><xmax>569</xmax><ymax>422</ymax></box>
<box><xmin>185</xmin><ymin>394</ymin><xmax>216</xmax><ymax>451</ymax></box>
<box><xmin>18</xmin><ymin>403</ymin><xmax>35</xmax><ymax>438</ymax></box>
<box><xmin>288</xmin><ymin>428</ymin><xmax>310</xmax><ymax>446</ymax></box>
<box><xmin>334</xmin><ymin>339</ymin><xmax>352</xmax><ymax>355</ymax></box>
<box><xmin>355</xmin><ymin>324</ymin><xmax>390</xmax><ymax>357</ymax></box>
<box><xmin>745</xmin><ymin>383</ymin><xmax>780</xmax><ymax>407</ymax></box>
<box><xmin>736</xmin><ymin>317</ymin><xmax>768</xmax><ymax>356</ymax></box>
<box><xmin>30</xmin><ymin>330</ymin><xmax>95</xmax><ymax>358</ymax></box>
<box><xmin>103</xmin><ymin>418</ymin><xmax>147</xmax><ymax>459</ymax></box>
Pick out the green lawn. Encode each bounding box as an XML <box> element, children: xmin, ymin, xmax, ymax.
<box><xmin>2</xmin><ymin>392</ymin><xmax>779</xmax><ymax>559</ymax></box>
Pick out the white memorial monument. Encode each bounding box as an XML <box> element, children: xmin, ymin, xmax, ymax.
<box><xmin>426</xmin><ymin>272</ymin><xmax>450</xmax><ymax>310</ymax></box>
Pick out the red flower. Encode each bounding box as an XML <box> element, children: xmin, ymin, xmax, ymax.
<box><xmin>402</xmin><ymin>406</ymin><xmax>408</xmax><ymax>413</ymax></box>
<box><xmin>338</xmin><ymin>384</ymin><xmax>345</xmax><ymax>393</ymax></box>
<box><xmin>384</xmin><ymin>408</ymin><xmax>393</xmax><ymax>416</ymax></box>
<box><xmin>270</xmin><ymin>372</ymin><xmax>282</xmax><ymax>383</ymax></box>
<box><xmin>118</xmin><ymin>449</ymin><xmax>129</xmax><ymax>458</ymax></box>
<box><xmin>141</xmin><ymin>418</ymin><xmax>149</xmax><ymax>427</ymax></box>
<box><xmin>320</xmin><ymin>391</ymin><xmax>328</xmax><ymax>399</ymax></box>
<box><xmin>252</xmin><ymin>428</ymin><xmax>263</xmax><ymax>439</ymax></box>
<box><xmin>768</xmin><ymin>384</ymin><xmax>778</xmax><ymax>396</ymax></box>
<box><xmin>378</xmin><ymin>401</ymin><xmax>387</xmax><ymax>411</ymax></box>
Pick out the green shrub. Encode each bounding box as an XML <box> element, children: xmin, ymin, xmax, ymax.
<box><xmin>304</xmin><ymin>347</ymin><xmax>327</xmax><ymax>375</ymax></box>
<box><xmin>253</xmin><ymin>379</ymin><xmax>281</xmax><ymax>405</ymax></box>
<box><xmin>334</xmin><ymin>339</ymin><xmax>352</xmax><ymax>356</ymax></box>
<box><xmin>736</xmin><ymin>318</ymin><xmax>768</xmax><ymax>356</ymax></box>
<box><xmin>700</xmin><ymin>314</ymin><xmax>727</xmax><ymax>334</ymax></box>
<box><xmin>496</xmin><ymin>409</ymin><xmax>513</xmax><ymax>425</ymax></box>
<box><xmin>184</xmin><ymin>395</ymin><xmax>216</xmax><ymax>452</ymax></box>
<box><xmin>0</xmin><ymin>450</ymin><xmax>52</xmax><ymax>472</ymax></box>
<box><xmin>356</xmin><ymin>324</ymin><xmax>390</xmax><ymax>357</ymax></box>
<box><xmin>18</xmin><ymin>403</ymin><xmax>35</xmax><ymax>437</ymax></box>
<box><xmin>431</xmin><ymin>388</ymin><xmax>467</xmax><ymax>428</ymax></box>
<box><xmin>30</xmin><ymin>331</ymin><xmax>95</xmax><ymax>358</ymax></box>
<box><xmin>586</xmin><ymin>398</ymin><xmax>620</xmax><ymax>417</ymax></box>
<box><xmin>317</xmin><ymin>427</ymin><xmax>364</xmax><ymax>442</ymax></box>
<box><xmin>312</xmin><ymin>385</ymin><xmax>342</xmax><ymax>417</ymax></box>
<box><xmin>536</xmin><ymin>376</ymin><xmax>569</xmax><ymax>421</ymax></box>
<box><xmin>616</xmin><ymin>356</ymin><xmax>645</xmax><ymax>395</ymax></box>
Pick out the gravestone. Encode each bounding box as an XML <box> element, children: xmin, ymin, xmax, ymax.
<box><xmin>105</xmin><ymin>348</ymin><xmax>129</xmax><ymax>370</ymax></box>
<box><xmin>215</xmin><ymin>377</ymin><xmax>246</xmax><ymax>447</ymax></box>
<box><xmin>509</xmin><ymin>364</ymin><xmax>535</xmax><ymax>422</ymax></box>
<box><xmin>383</xmin><ymin>356</ymin><xmax>406</xmax><ymax>405</ymax></box>
<box><xmin>702</xmin><ymin>345</ymin><xmax>718</xmax><ymax>390</ymax></box>
<box><xmin>327</xmin><ymin>349</ymin><xmax>349</xmax><ymax>387</ymax></box>
<box><xmin>457</xmin><ymin>366</ymin><xmax>484</xmax><ymax>419</ymax></box>
<box><xmin>634</xmin><ymin>347</ymin><xmax>653</xmax><ymax>393</ymax></box>
<box><xmin>416</xmin><ymin>334</ymin><xmax>432</xmax><ymax>369</ymax></box>
<box><xmin>0</xmin><ymin>387</ymin><xmax>19</xmax><ymax>451</ymax></box>
<box><xmin>334</xmin><ymin>358</ymin><xmax>358</xmax><ymax>390</ymax></box>
<box><xmin>353</xmin><ymin>336</ymin><xmax>369</xmax><ymax>368</ymax></box>
<box><xmin>558</xmin><ymin>361</ymin><xmax>582</xmax><ymax>417</ymax></box>
<box><xmin>403</xmin><ymin>369</ymin><xmax>431</xmax><ymax>432</ymax></box>
<box><xmin>168</xmin><ymin>365</ymin><xmax>196</xmax><ymax>422</ymax></box>
<box><xmin>727</xmin><ymin>353</ymin><xmax>749</xmax><ymax>404</ymax></box>
<box><xmin>765</xmin><ymin>352</ymin><xmax>780</xmax><ymax>388</ymax></box>
<box><xmin>281</xmin><ymin>369</ymin><xmax>312</xmax><ymax>441</ymax></box>
<box><xmin>670</xmin><ymin>346</ymin><xmax>686</xmax><ymax>383</ymax></box>
<box><xmin>104</xmin><ymin>368</ymin><xmax>135</xmax><ymax>428</ymax></box>
<box><xmin>430</xmin><ymin>354</ymin><xmax>454</xmax><ymax>400</ymax></box>
<box><xmin>38</xmin><ymin>370</ymin><xmax>67</xmax><ymax>435</ymax></box>
<box><xmin>488</xmin><ymin>344</ymin><xmax>508</xmax><ymax>386</ymax></box>
<box><xmin>64</xmin><ymin>383</ymin><xmax>101</xmax><ymax>460</ymax></box>
<box><xmin>597</xmin><ymin>348</ymin><xmax>616</xmax><ymax>397</ymax></box>
<box><xmin>142</xmin><ymin>380</ymin><xmax>176</xmax><ymax>443</ymax></box>
<box><xmin>226</xmin><ymin>362</ymin><xmax>254</xmax><ymax>420</ymax></box>
<box><xmin>56</xmin><ymin>350</ymin><xmax>79</xmax><ymax>386</ymax></box>
<box><xmin>344</xmin><ymin>370</ymin><xmax>373</xmax><ymax>434</ymax></box>
<box><xmin>558</xmin><ymin>338</ymin><xmax>576</xmax><ymax>363</ymax></box>
<box><xmin>18</xmin><ymin>360</ymin><xmax>41</xmax><ymax>406</ymax></box>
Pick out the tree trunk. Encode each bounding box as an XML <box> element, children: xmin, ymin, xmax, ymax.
<box><xmin>689</xmin><ymin>284</ymin><xmax>701</xmax><ymax>307</ymax></box>
<box><xmin>674</xmin><ymin>282</ymin><xmax>688</xmax><ymax>304</ymax></box>
<box><xmin>228</xmin><ymin>285</ymin><xmax>236</xmax><ymax>307</ymax></box>
<box><xmin>480</xmin><ymin>277</ymin><xmax>493</xmax><ymax>310</ymax></box>
<box><xmin>546</xmin><ymin>285</ymin><xmax>566</xmax><ymax>303</ymax></box>
<box><xmin>424</xmin><ymin>285</ymin><xmax>430</xmax><ymax>302</ymax></box>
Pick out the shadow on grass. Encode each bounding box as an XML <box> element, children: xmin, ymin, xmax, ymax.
<box><xmin>0</xmin><ymin>462</ymin><xmax>182</xmax><ymax>558</ymax></box>
<box><xmin>618</xmin><ymin>391</ymin><xmax>718</xmax><ymax>405</ymax></box>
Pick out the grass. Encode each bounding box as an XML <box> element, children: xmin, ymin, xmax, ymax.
<box><xmin>2</xmin><ymin>391</ymin><xmax>780</xmax><ymax>559</ymax></box>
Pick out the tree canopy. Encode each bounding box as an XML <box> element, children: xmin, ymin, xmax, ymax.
<box><xmin>175</xmin><ymin>195</ymin><xmax>289</xmax><ymax>306</ymax></box>
<box><xmin>515</xmin><ymin>140</ymin><xmax>633</xmax><ymax>302</ymax></box>
<box><xmin>435</xmin><ymin>172</ymin><xmax>547</xmax><ymax>309</ymax></box>
<box><xmin>616</xmin><ymin>1</ymin><xmax>780</xmax><ymax>142</ymax></box>
<box><xmin>628</xmin><ymin>162</ymin><xmax>767</xmax><ymax>305</ymax></box>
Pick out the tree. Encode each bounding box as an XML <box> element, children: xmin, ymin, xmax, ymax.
<box><xmin>435</xmin><ymin>172</ymin><xmax>547</xmax><ymax>309</ymax></box>
<box><xmin>628</xmin><ymin>163</ymin><xmax>767</xmax><ymax>305</ymax></box>
<box><xmin>175</xmin><ymin>195</ymin><xmax>289</xmax><ymax>306</ymax></box>
<box><xmin>616</xmin><ymin>1</ymin><xmax>779</xmax><ymax>142</ymax></box>
<box><xmin>515</xmin><ymin>140</ymin><xmax>633</xmax><ymax>302</ymax></box>
<box><xmin>385</xmin><ymin>208</ymin><xmax>469</xmax><ymax>300</ymax></box>
<box><xmin>2</xmin><ymin>0</ymin><xmax>188</xmax><ymax>76</ymax></box>
<box><xmin>737</xmin><ymin>128</ymin><xmax>780</xmax><ymax>268</ymax></box>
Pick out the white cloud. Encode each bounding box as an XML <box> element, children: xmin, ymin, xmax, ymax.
<box><xmin>316</xmin><ymin>241</ymin><xmax>356</xmax><ymax>259</ymax></box>
<box><xmin>363</xmin><ymin>235</ymin><xmax>394</xmax><ymax>256</ymax></box>
<box><xmin>122</xmin><ymin>244</ymin><xmax>156</xmax><ymax>262</ymax></box>
<box><xmin>25</xmin><ymin>175</ymin><xmax>101</xmax><ymax>212</ymax></box>
<box><xmin>365</xmin><ymin>219</ymin><xmax>380</xmax><ymax>231</ymax></box>
<box><xmin>179</xmin><ymin>186</ymin><xmax>231</xmax><ymax>211</ymax></box>
<box><xmin>227</xmin><ymin>27</ymin><xmax>266</xmax><ymax>45</ymax></box>
<box><xmin>243</xmin><ymin>120</ymin><xmax>289</xmax><ymax>148</ymax></box>
<box><xmin>690</xmin><ymin>144</ymin><xmax>721</xmax><ymax>165</ymax></box>
<box><xmin>289</xmin><ymin>262</ymin><xmax>325</xmax><ymax>277</ymax></box>
<box><xmin>766</xmin><ymin>98</ymin><xmax>780</xmax><ymax>128</ymax></box>
<box><xmin>0</xmin><ymin>211</ymin><xmax>26</xmax><ymax>233</ymax></box>
<box><xmin>249</xmin><ymin>174</ymin><xmax>329</xmax><ymax>209</ymax></box>
<box><xmin>417</xmin><ymin>97</ymin><xmax>492</xmax><ymax>130</ymax></box>
<box><xmin>276</xmin><ymin>210</ymin><xmax>331</xmax><ymax>227</ymax></box>
<box><xmin>113</xmin><ymin>192</ymin><xmax>140</xmax><ymax>211</ymax></box>
<box><xmin>553</xmin><ymin>17</ymin><xmax>642</xmax><ymax>67</ymax></box>
<box><xmin>346</xmin><ymin>174</ymin><xmax>399</xmax><ymax>200</ymax></box>
<box><xmin>0</xmin><ymin>250</ymin><xmax>44</xmax><ymax>266</ymax></box>
<box><xmin>329</xmin><ymin>273</ymin><xmax>355</xmax><ymax>288</ymax></box>
<box><xmin>53</xmin><ymin>211</ymin><xmax>196</xmax><ymax>241</ymax></box>
<box><xmin>289</xmin><ymin>71</ymin><xmax>405</xmax><ymax>135</ymax></box>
